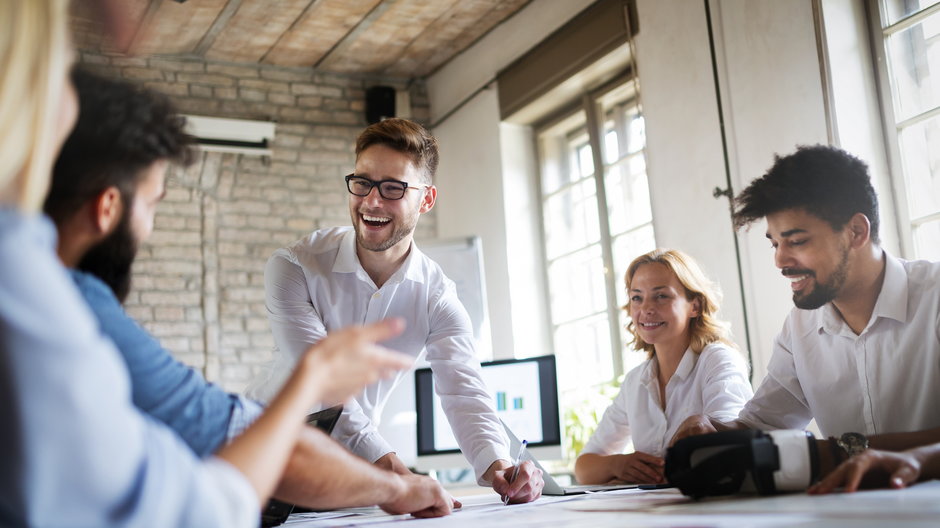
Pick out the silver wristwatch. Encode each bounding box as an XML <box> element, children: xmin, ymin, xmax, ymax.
<box><xmin>836</xmin><ymin>432</ymin><xmax>869</xmax><ymax>458</ymax></box>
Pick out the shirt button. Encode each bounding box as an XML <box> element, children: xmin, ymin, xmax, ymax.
<box><xmin>372</xmin><ymin>292</ymin><xmax>381</xmax><ymax>299</ymax></box>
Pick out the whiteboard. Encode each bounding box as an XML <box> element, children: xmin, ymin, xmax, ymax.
<box><xmin>420</xmin><ymin>236</ymin><xmax>490</xmax><ymax>348</ymax></box>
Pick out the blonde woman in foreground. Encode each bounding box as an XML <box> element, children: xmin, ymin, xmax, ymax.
<box><xmin>575</xmin><ymin>249</ymin><xmax>753</xmax><ymax>485</ymax></box>
<box><xmin>0</xmin><ymin>1</ymin><xmax>446</xmax><ymax>526</ymax></box>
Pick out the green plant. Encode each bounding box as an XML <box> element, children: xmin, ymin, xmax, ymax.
<box><xmin>561</xmin><ymin>374</ymin><xmax>625</xmax><ymax>469</ymax></box>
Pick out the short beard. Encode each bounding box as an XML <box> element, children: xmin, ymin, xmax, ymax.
<box><xmin>792</xmin><ymin>246</ymin><xmax>849</xmax><ymax>310</ymax></box>
<box><xmin>77</xmin><ymin>210</ymin><xmax>139</xmax><ymax>304</ymax></box>
<box><xmin>353</xmin><ymin>208</ymin><xmax>419</xmax><ymax>253</ymax></box>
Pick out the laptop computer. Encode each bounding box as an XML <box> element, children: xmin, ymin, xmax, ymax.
<box><xmin>261</xmin><ymin>405</ymin><xmax>344</xmax><ymax>527</ymax></box>
<box><xmin>502</xmin><ymin>422</ymin><xmax>644</xmax><ymax>495</ymax></box>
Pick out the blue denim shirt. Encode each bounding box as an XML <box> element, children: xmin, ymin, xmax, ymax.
<box><xmin>0</xmin><ymin>208</ymin><xmax>257</xmax><ymax>527</ymax></box>
<box><xmin>69</xmin><ymin>269</ymin><xmax>263</xmax><ymax>456</ymax></box>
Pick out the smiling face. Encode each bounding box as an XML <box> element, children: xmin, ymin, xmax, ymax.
<box><xmin>766</xmin><ymin>208</ymin><xmax>851</xmax><ymax>310</ymax></box>
<box><xmin>628</xmin><ymin>262</ymin><xmax>701</xmax><ymax>354</ymax></box>
<box><xmin>348</xmin><ymin>144</ymin><xmax>434</xmax><ymax>254</ymax></box>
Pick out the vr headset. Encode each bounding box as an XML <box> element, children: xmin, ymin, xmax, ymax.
<box><xmin>665</xmin><ymin>429</ymin><xmax>819</xmax><ymax>499</ymax></box>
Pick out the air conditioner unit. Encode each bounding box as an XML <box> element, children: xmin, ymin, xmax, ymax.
<box><xmin>183</xmin><ymin>115</ymin><xmax>276</xmax><ymax>156</ymax></box>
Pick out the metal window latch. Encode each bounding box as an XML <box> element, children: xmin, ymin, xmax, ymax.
<box><xmin>713</xmin><ymin>186</ymin><xmax>732</xmax><ymax>199</ymax></box>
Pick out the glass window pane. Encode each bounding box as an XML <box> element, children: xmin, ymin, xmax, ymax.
<box><xmin>898</xmin><ymin>113</ymin><xmax>940</xmax><ymax>221</ymax></box>
<box><xmin>884</xmin><ymin>10</ymin><xmax>940</xmax><ymax>121</ymax></box>
<box><xmin>604</xmin><ymin>129</ymin><xmax>619</xmax><ymax>165</ymax></box>
<box><xmin>606</xmin><ymin>155</ymin><xmax>652</xmax><ymax>236</ymax></box>
<box><xmin>553</xmin><ymin>313</ymin><xmax>613</xmax><ymax>391</ymax></box>
<box><xmin>546</xmin><ymin>244</ymin><xmax>606</xmax><ymax>324</ymax></box>
<box><xmin>543</xmin><ymin>178</ymin><xmax>600</xmax><ymax>259</ymax></box>
<box><xmin>540</xmin><ymin>122</ymin><xmax>586</xmax><ymax>195</ymax></box>
<box><xmin>610</xmin><ymin>224</ymin><xmax>657</xmax><ymax>308</ymax></box>
<box><xmin>626</xmin><ymin>115</ymin><xmax>646</xmax><ymax>154</ymax></box>
<box><xmin>577</xmin><ymin>143</ymin><xmax>594</xmax><ymax>177</ymax></box>
<box><xmin>882</xmin><ymin>0</ymin><xmax>940</xmax><ymax>26</ymax></box>
<box><xmin>913</xmin><ymin>218</ymin><xmax>940</xmax><ymax>260</ymax></box>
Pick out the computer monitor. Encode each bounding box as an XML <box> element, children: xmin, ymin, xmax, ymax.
<box><xmin>413</xmin><ymin>354</ymin><xmax>562</xmax><ymax>472</ymax></box>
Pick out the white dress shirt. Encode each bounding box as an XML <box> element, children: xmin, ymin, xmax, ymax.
<box><xmin>247</xmin><ymin>226</ymin><xmax>510</xmax><ymax>480</ymax></box>
<box><xmin>581</xmin><ymin>343</ymin><xmax>753</xmax><ymax>458</ymax></box>
<box><xmin>0</xmin><ymin>208</ymin><xmax>257</xmax><ymax>527</ymax></box>
<box><xmin>738</xmin><ymin>252</ymin><xmax>940</xmax><ymax>437</ymax></box>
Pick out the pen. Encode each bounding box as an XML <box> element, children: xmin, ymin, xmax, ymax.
<box><xmin>503</xmin><ymin>440</ymin><xmax>528</xmax><ymax>505</ymax></box>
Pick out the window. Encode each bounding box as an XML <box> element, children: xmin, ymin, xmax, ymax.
<box><xmin>875</xmin><ymin>0</ymin><xmax>940</xmax><ymax>259</ymax></box>
<box><xmin>536</xmin><ymin>77</ymin><xmax>655</xmax><ymax>405</ymax></box>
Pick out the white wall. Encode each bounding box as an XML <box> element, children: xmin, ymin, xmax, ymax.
<box><xmin>433</xmin><ymin>86</ymin><xmax>516</xmax><ymax>359</ymax></box>
<box><xmin>630</xmin><ymin>0</ymin><xmax>749</xmax><ymax>373</ymax></box>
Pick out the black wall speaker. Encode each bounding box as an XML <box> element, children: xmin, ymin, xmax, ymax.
<box><xmin>365</xmin><ymin>85</ymin><xmax>396</xmax><ymax>124</ymax></box>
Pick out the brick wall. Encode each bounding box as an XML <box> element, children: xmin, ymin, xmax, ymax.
<box><xmin>78</xmin><ymin>51</ymin><xmax>435</xmax><ymax>393</ymax></box>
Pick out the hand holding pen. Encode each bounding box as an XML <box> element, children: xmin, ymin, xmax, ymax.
<box><xmin>503</xmin><ymin>440</ymin><xmax>528</xmax><ymax>505</ymax></box>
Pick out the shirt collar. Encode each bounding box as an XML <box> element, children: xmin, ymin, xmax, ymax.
<box><xmin>672</xmin><ymin>347</ymin><xmax>698</xmax><ymax>381</ymax></box>
<box><xmin>640</xmin><ymin>346</ymin><xmax>696</xmax><ymax>385</ymax></box>
<box><xmin>332</xmin><ymin>229</ymin><xmax>422</xmax><ymax>285</ymax></box>
<box><xmin>815</xmin><ymin>250</ymin><xmax>907</xmax><ymax>335</ymax></box>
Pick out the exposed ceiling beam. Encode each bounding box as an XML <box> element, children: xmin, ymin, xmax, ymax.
<box><xmin>259</xmin><ymin>0</ymin><xmax>323</xmax><ymax>64</ymax></box>
<box><xmin>193</xmin><ymin>0</ymin><xmax>244</xmax><ymax>56</ymax></box>
<box><xmin>125</xmin><ymin>0</ymin><xmax>166</xmax><ymax>54</ymax></box>
<box><xmin>314</xmin><ymin>0</ymin><xmax>398</xmax><ymax>69</ymax></box>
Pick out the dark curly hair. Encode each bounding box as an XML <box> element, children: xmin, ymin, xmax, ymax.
<box><xmin>43</xmin><ymin>66</ymin><xmax>195</xmax><ymax>225</ymax></box>
<box><xmin>732</xmin><ymin>144</ymin><xmax>880</xmax><ymax>244</ymax></box>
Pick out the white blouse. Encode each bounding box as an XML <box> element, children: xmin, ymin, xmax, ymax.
<box><xmin>581</xmin><ymin>342</ymin><xmax>753</xmax><ymax>458</ymax></box>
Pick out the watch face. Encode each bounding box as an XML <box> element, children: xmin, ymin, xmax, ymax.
<box><xmin>839</xmin><ymin>432</ymin><xmax>869</xmax><ymax>456</ymax></box>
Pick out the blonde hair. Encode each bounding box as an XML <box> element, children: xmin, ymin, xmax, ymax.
<box><xmin>0</xmin><ymin>0</ymin><xmax>72</xmax><ymax>212</ymax></box>
<box><xmin>624</xmin><ymin>248</ymin><xmax>735</xmax><ymax>358</ymax></box>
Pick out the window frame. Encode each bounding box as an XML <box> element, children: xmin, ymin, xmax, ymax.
<box><xmin>532</xmin><ymin>71</ymin><xmax>652</xmax><ymax>387</ymax></box>
<box><xmin>867</xmin><ymin>0</ymin><xmax>940</xmax><ymax>258</ymax></box>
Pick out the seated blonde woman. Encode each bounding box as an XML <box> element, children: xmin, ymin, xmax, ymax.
<box><xmin>575</xmin><ymin>249</ymin><xmax>753</xmax><ymax>485</ymax></box>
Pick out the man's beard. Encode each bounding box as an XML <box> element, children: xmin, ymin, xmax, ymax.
<box><xmin>77</xmin><ymin>212</ymin><xmax>139</xmax><ymax>304</ymax></box>
<box><xmin>353</xmin><ymin>210</ymin><xmax>418</xmax><ymax>253</ymax></box>
<box><xmin>790</xmin><ymin>246</ymin><xmax>849</xmax><ymax>310</ymax></box>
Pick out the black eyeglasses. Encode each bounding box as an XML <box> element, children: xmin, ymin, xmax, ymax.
<box><xmin>344</xmin><ymin>174</ymin><xmax>427</xmax><ymax>200</ymax></box>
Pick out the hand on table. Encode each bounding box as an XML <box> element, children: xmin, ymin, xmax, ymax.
<box><xmin>613</xmin><ymin>451</ymin><xmax>665</xmax><ymax>484</ymax></box>
<box><xmin>808</xmin><ymin>449</ymin><xmax>921</xmax><ymax>494</ymax></box>
<box><xmin>380</xmin><ymin>473</ymin><xmax>457</xmax><ymax>518</ymax></box>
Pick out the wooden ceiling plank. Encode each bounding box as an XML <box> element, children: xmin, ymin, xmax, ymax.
<box><xmin>412</xmin><ymin>0</ymin><xmax>532</xmax><ymax>77</ymax></box>
<box><xmin>320</xmin><ymin>0</ymin><xmax>457</xmax><ymax>74</ymax></box>
<box><xmin>314</xmin><ymin>0</ymin><xmax>399</xmax><ymax>70</ymax></box>
<box><xmin>262</xmin><ymin>0</ymin><xmax>382</xmax><ymax>68</ymax></box>
<box><xmin>193</xmin><ymin>0</ymin><xmax>245</xmax><ymax>56</ymax></box>
<box><xmin>382</xmin><ymin>0</ymin><xmax>494</xmax><ymax>77</ymax></box>
<box><xmin>206</xmin><ymin>0</ymin><xmax>313</xmax><ymax>63</ymax></box>
<box><xmin>132</xmin><ymin>0</ymin><xmax>230</xmax><ymax>55</ymax></box>
<box><xmin>374</xmin><ymin>0</ymin><xmax>462</xmax><ymax>78</ymax></box>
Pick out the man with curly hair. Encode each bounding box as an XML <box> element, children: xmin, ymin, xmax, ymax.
<box><xmin>672</xmin><ymin>145</ymin><xmax>940</xmax><ymax>483</ymax></box>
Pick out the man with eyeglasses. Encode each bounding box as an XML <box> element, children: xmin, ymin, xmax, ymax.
<box><xmin>248</xmin><ymin>118</ymin><xmax>544</xmax><ymax>504</ymax></box>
